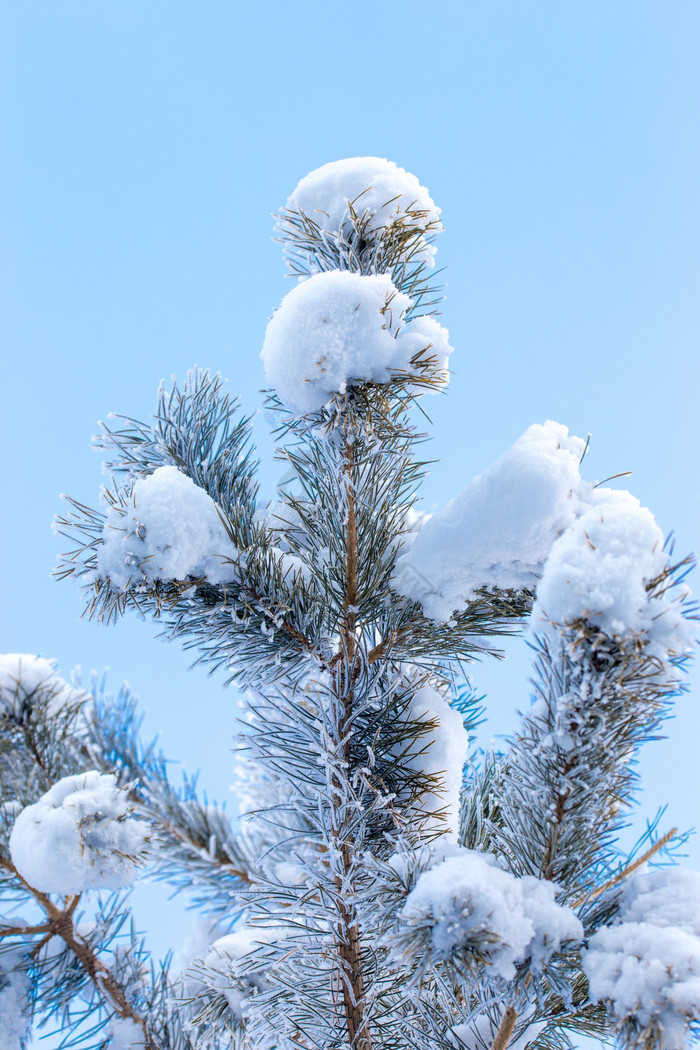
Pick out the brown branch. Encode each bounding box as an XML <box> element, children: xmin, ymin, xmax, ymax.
<box><xmin>329</xmin><ymin>437</ymin><xmax>372</xmax><ymax>1050</ymax></box>
<box><xmin>367</xmin><ymin>630</ymin><xmax>398</xmax><ymax>665</ymax></box>
<box><xmin>490</xmin><ymin>1006</ymin><xmax>518</xmax><ymax>1050</ymax></box>
<box><xmin>573</xmin><ymin>827</ymin><xmax>677</xmax><ymax>908</ymax></box>
<box><xmin>0</xmin><ymin>921</ymin><xmax>51</xmax><ymax>939</ymax></box>
<box><xmin>0</xmin><ymin>855</ymin><xmax>158</xmax><ymax>1049</ymax></box>
<box><xmin>540</xmin><ymin>755</ymin><xmax>576</xmax><ymax>881</ymax></box>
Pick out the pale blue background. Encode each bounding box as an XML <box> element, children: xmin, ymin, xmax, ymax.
<box><xmin>1</xmin><ymin>2</ymin><xmax>699</xmax><ymax>1045</ymax></box>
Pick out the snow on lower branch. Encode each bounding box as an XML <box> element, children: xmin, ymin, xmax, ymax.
<box><xmin>583</xmin><ymin>868</ymin><xmax>700</xmax><ymax>1050</ymax></box>
<box><xmin>261</xmin><ymin>270</ymin><xmax>451</xmax><ymax>415</ymax></box>
<box><xmin>9</xmin><ymin>771</ymin><xmax>149</xmax><ymax>895</ymax></box>
<box><xmin>98</xmin><ymin>465</ymin><xmax>238</xmax><ymax>590</ymax></box>
<box><xmin>395</xmin><ymin>422</ymin><xmax>589</xmax><ymax>620</ymax></box>
<box><xmin>279</xmin><ymin>156</ymin><xmax>442</xmax><ymax>266</ymax></box>
<box><xmin>0</xmin><ymin>653</ymin><xmax>87</xmax><ymax>719</ymax></box>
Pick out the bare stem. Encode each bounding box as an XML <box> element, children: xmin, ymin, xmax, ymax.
<box><xmin>490</xmin><ymin>1005</ymin><xmax>518</xmax><ymax>1050</ymax></box>
<box><xmin>0</xmin><ymin>855</ymin><xmax>158</xmax><ymax>1049</ymax></box>
<box><xmin>329</xmin><ymin>437</ymin><xmax>372</xmax><ymax>1050</ymax></box>
<box><xmin>573</xmin><ymin>826</ymin><xmax>677</xmax><ymax>907</ymax></box>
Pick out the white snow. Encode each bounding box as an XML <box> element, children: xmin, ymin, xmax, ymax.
<box><xmin>395</xmin><ymin>422</ymin><xmax>588</xmax><ymax>620</ymax></box>
<box><xmin>397</xmin><ymin>683</ymin><xmax>469</xmax><ymax>836</ymax></box>
<box><xmin>98</xmin><ymin>465</ymin><xmax>238</xmax><ymax>589</ymax></box>
<box><xmin>0</xmin><ymin>653</ymin><xmax>86</xmax><ymax>719</ymax></box>
<box><xmin>402</xmin><ymin>847</ymin><xmax>582</xmax><ymax>979</ymax></box>
<box><xmin>108</xmin><ymin>1017</ymin><xmax>146</xmax><ymax>1050</ymax></box>
<box><xmin>0</xmin><ymin>961</ymin><xmax>31</xmax><ymax>1050</ymax></box>
<box><xmin>583</xmin><ymin>868</ymin><xmax>700</xmax><ymax>1049</ymax></box>
<box><xmin>9</xmin><ymin>771</ymin><xmax>149</xmax><ymax>895</ymax></box>
<box><xmin>261</xmin><ymin>270</ymin><xmax>451</xmax><ymax>415</ymax></box>
<box><xmin>532</xmin><ymin>487</ymin><xmax>697</xmax><ymax>660</ymax></box>
<box><xmin>201</xmin><ymin>926</ymin><xmax>282</xmax><ymax>1019</ymax></box>
<box><xmin>281</xmin><ymin>156</ymin><xmax>442</xmax><ymax>264</ymax></box>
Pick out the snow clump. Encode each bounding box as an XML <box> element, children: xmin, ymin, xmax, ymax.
<box><xmin>0</xmin><ymin>654</ymin><xmax>86</xmax><ymax>719</ymax></box>
<box><xmin>261</xmin><ymin>270</ymin><xmax>451</xmax><ymax>415</ymax></box>
<box><xmin>10</xmin><ymin>771</ymin><xmax>149</xmax><ymax>895</ymax></box>
<box><xmin>200</xmin><ymin>926</ymin><xmax>284</xmax><ymax>1020</ymax></box>
<box><xmin>281</xmin><ymin>156</ymin><xmax>442</xmax><ymax>265</ymax></box>
<box><xmin>396</xmin><ymin>422</ymin><xmax>588</xmax><ymax>620</ymax></box>
<box><xmin>108</xmin><ymin>1017</ymin><xmax>147</xmax><ymax>1050</ymax></box>
<box><xmin>402</xmin><ymin>847</ymin><xmax>582</xmax><ymax>979</ymax></box>
<box><xmin>98</xmin><ymin>465</ymin><xmax>237</xmax><ymax>590</ymax></box>
<box><xmin>396</xmin><ymin>683</ymin><xmax>469</xmax><ymax>837</ymax></box>
<box><xmin>583</xmin><ymin>868</ymin><xmax>700</xmax><ymax>1049</ymax></box>
<box><xmin>532</xmin><ymin>487</ymin><xmax>697</xmax><ymax>662</ymax></box>
<box><xmin>0</xmin><ymin>959</ymin><xmax>31</xmax><ymax>1050</ymax></box>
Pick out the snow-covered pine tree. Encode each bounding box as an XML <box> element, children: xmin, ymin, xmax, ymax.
<box><xmin>1</xmin><ymin>157</ymin><xmax>698</xmax><ymax>1050</ymax></box>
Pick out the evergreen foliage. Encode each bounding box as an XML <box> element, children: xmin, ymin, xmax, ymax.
<box><xmin>1</xmin><ymin>158</ymin><xmax>697</xmax><ymax>1050</ymax></box>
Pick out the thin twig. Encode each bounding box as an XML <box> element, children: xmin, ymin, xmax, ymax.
<box><xmin>0</xmin><ymin>854</ymin><xmax>158</xmax><ymax>1049</ymax></box>
<box><xmin>574</xmin><ymin>827</ymin><xmax>677</xmax><ymax>907</ymax></box>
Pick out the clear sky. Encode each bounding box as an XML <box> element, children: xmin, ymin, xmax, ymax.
<box><xmin>1</xmin><ymin>1</ymin><xmax>699</xmax><ymax>1042</ymax></box>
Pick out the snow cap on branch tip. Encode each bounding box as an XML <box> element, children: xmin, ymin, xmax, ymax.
<box><xmin>395</xmin><ymin>421</ymin><xmax>589</xmax><ymax>620</ymax></box>
<box><xmin>9</xmin><ymin>771</ymin><xmax>149</xmax><ymax>894</ymax></box>
<box><xmin>532</xmin><ymin>486</ymin><xmax>698</xmax><ymax>662</ymax></box>
<box><xmin>261</xmin><ymin>270</ymin><xmax>451</xmax><ymax>415</ymax></box>
<box><xmin>583</xmin><ymin>867</ymin><xmax>700</xmax><ymax>1050</ymax></box>
<box><xmin>0</xmin><ymin>653</ymin><xmax>87</xmax><ymax>719</ymax></box>
<box><xmin>98</xmin><ymin>465</ymin><xmax>238</xmax><ymax>590</ymax></box>
<box><xmin>280</xmin><ymin>156</ymin><xmax>442</xmax><ymax>265</ymax></box>
<box><xmin>401</xmin><ymin>847</ymin><xmax>582</xmax><ymax>980</ymax></box>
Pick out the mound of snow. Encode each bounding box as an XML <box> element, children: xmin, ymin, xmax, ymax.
<box><xmin>583</xmin><ymin>868</ymin><xmax>700</xmax><ymax>1050</ymax></box>
<box><xmin>10</xmin><ymin>771</ymin><xmax>148</xmax><ymax>894</ymax></box>
<box><xmin>533</xmin><ymin>487</ymin><xmax>697</xmax><ymax>660</ymax></box>
<box><xmin>395</xmin><ymin>422</ymin><xmax>588</xmax><ymax>619</ymax></box>
<box><xmin>0</xmin><ymin>654</ymin><xmax>86</xmax><ymax>719</ymax></box>
<box><xmin>99</xmin><ymin>465</ymin><xmax>237</xmax><ymax>589</ymax></box>
<box><xmin>402</xmin><ymin>847</ymin><xmax>582</xmax><ymax>979</ymax></box>
<box><xmin>261</xmin><ymin>270</ymin><xmax>451</xmax><ymax>415</ymax></box>
<box><xmin>281</xmin><ymin>156</ymin><xmax>442</xmax><ymax>265</ymax></box>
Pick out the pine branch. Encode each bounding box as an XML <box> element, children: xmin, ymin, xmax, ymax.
<box><xmin>0</xmin><ymin>855</ymin><xmax>157</xmax><ymax>1049</ymax></box>
<box><xmin>330</xmin><ymin>435</ymin><xmax>372</xmax><ymax>1050</ymax></box>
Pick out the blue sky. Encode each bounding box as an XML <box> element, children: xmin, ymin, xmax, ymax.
<box><xmin>1</xmin><ymin>0</ymin><xmax>699</xmax><ymax>1029</ymax></box>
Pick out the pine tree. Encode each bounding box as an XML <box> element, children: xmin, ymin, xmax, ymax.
<box><xmin>1</xmin><ymin>157</ymin><xmax>698</xmax><ymax>1050</ymax></box>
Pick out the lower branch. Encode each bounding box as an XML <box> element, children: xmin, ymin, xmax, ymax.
<box><xmin>0</xmin><ymin>855</ymin><xmax>158</xmax><ymax>1049</ymax></box>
